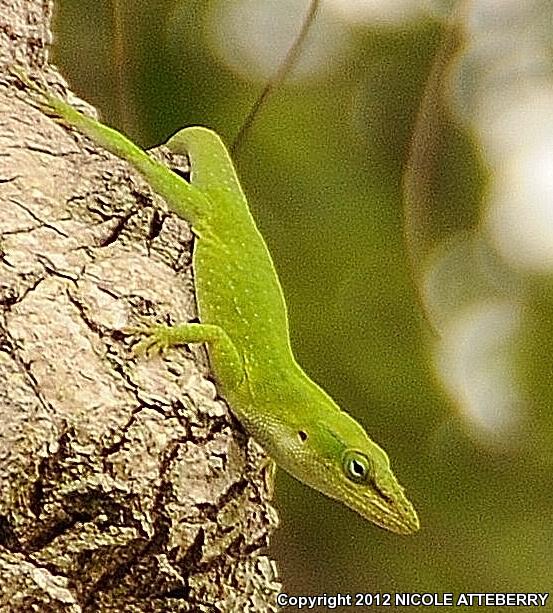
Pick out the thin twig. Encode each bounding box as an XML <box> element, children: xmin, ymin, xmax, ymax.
<box><xmin>231</xmin><ymin>0</ymin><xmax>321</xmax><ymax>155</ymax></box>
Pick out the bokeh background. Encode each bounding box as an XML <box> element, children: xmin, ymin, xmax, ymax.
<box><xmin>53</xmin><ymin>0</ymin><xmax>553</xmax><ymax>609</ymax></box>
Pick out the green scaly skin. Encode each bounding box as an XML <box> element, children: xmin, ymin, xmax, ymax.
<box><xmin>17</xmin><ymin>72</ymin><xmax>419</xmax><ymax>534</ymax></box>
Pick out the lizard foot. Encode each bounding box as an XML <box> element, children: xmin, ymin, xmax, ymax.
<box><xmin>124</xmin><ymin>323</ymin><xmax>179</xmax><ymax>358</ymax></box>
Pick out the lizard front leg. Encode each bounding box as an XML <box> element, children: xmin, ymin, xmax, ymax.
<box><xmin>129</xmin><ymin>322</ymin><xmax>244</xmax><ymax>392</ymax></box>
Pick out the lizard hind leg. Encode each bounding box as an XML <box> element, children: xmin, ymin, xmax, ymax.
<box><xmin>12</xmin><ymin>69</ymin><xmax>211</xmax><ymax>229</ymax></box>
<box><xmin>127</xmin><ymin>321</ymin><xmax>243</xmax><ymax>392</ymax></box>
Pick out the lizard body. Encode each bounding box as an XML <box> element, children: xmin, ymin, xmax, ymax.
<box><xmin>19</xmin><ymin>77</ymin><xmax>419</xmax><ymax>534</ymax></box>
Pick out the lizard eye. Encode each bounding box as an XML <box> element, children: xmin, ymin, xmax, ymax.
<box><xmin>298</xmin><ymin>430</ymin><xmax>308</xmax><ymax>442</ymax></box>
<box><xmin>342</xmin><ymin>450</ymin><xmax>372</xmax><ymax>484</ymax></box>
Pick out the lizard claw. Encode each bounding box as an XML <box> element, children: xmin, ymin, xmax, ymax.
<box><xmin>9</xmin><ymin>66</ymin><xmax>76</xmax><ymax>124</ymax></box>
<box><xmin>123</xmin><ymin>323</ymin><xmax>174</xmax><ymax>358</ymax></box>
<box><xmin>9</xmin><ymin>67</ymin><xmax>55</xmax><ymax>112</ymax></box>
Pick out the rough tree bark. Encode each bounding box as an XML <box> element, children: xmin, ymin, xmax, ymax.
<box><xmin>0</xmin><ymin>1</ymin><xmax>280</xmax><ymax>611</ymax></box>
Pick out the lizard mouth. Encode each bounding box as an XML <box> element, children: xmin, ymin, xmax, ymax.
<box><xmin>356</xmin><ymin>489</ymin><xmax>420</xmax><ymax>535</ymax></box>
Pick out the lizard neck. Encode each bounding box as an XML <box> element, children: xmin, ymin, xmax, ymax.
<box><xmin>225</xmin><ymin>359</ymin><xmax>336</xmax><ymax>442</ymax></box>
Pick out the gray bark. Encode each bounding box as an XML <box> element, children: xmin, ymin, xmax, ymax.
<box><xmin>0</xmin><ymin>1</ymin><xmax>280</xmax><ymax>611</ymax></box>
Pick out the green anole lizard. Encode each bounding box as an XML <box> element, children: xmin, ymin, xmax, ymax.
<box><xmin>15</xmin><ymin>72</ymin><xmax>419</xmax><ymax>535</ymax></box>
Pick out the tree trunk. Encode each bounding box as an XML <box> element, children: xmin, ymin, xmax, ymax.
<box><xmin>0</xmin><ymin>1</ymin><xmax>280</xmax><ymax>611</ymax></box>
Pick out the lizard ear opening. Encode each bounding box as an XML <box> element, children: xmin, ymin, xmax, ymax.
<box><xmin>298</xmin><ymin>430</ymin><xmax>308</xmax><ymax>443</ymax></box>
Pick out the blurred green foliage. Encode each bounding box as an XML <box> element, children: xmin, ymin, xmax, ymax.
<box><xmin>52</xmin><ymin>0</ymin><xmax>553</xmax><ymax>608</ymax></box>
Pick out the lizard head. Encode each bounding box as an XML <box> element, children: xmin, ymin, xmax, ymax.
<box><xmin>274</xmin><ymin>398</ymin><xmax>420</xmax><ymax>535</ymax></box>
